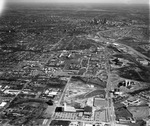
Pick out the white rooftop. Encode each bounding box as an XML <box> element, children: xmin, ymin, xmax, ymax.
<box><xmin>0</xmin><ymin>102</ymin><xmax>7</xmax><ymax>107</ymax></box>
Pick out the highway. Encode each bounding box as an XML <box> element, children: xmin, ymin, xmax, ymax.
<box><xmin>116</xmin><ymin>42</ymin><xmax>150</xmax><ymax>61</ymax></box>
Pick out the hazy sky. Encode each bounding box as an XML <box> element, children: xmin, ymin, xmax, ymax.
<box><xmin>7</xmin><ymin>0</ymin><xmax>149</xmax><ymax>4</ymax></box>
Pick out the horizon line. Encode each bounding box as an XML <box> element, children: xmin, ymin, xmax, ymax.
<box><xmin>7</xmin><ymin>1</ymin><xmax>149</xmax><ymax>5</ymax></box>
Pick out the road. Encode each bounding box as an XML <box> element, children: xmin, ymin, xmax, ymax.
<box><xmin>96</xmin><ymin>26</ymin><xmax>150</xmax><ymax>61</ymax></box>
<box><xmin>44</xmin><ymin>76</ymin><xmax>72</xmax><ymax>126</ymax></box>
<box><xmin>116</xmin><ymin>42</ymin><xmax>150</xmax><ymax>61</ymax></box>
<box><xmin>104</xmin><ymin>45</ymin><xmax>116</xmax><ymax>126</ymax></box>
<box><xmin>1</xmin><ymin>80</ymin><xmax>31</xmax><ymax>112</ymax></box>
<box><xmin>53</xmin><ymin>118</ymin><xmax>112</xmax><ymax>125</ymax></box>
<box><xmin>50</xmin><ymin>35</ymin><xmax>67</xmax><ymax>51</ymax></box>
<box><xmin>44</xmin><ymin>36</ymin><xmax>117</xmax><ymax>126</ymax></box>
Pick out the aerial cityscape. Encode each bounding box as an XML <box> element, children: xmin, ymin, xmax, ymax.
<box><xmin>0</xmin><ymin>0</ymin><xmax>149</xmax><ymax>126</ymax></box>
